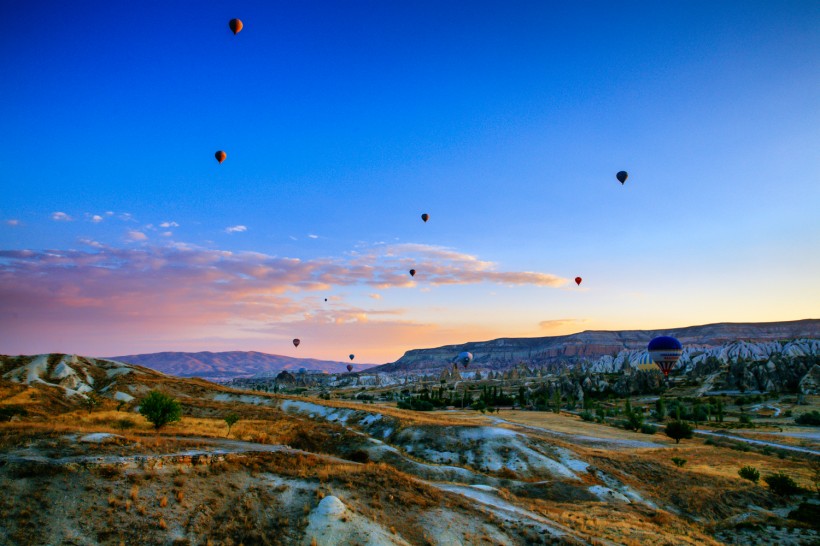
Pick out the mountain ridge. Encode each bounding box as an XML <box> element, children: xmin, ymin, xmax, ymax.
<box><xmin>107</xmin><ymin>350</ymin><xmax>374</xmax><ymax>380</ymax></box>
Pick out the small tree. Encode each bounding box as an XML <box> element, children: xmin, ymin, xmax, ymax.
<box><xmin>139</xmin><ymin>391</ymin><xmax>182</xmax><ymax>431</ymax></box>
<box><xmin>738</xmin><ymin>466</ymin><xmax>760</xmax><ymax>483</ymax></box>
<box><xmin>552</xmin><ymin>390</ymin><xmax>561</xmax><ymax>414</ymax></box>
<box><xmin>225</xmin><ymin>413</ymin><xmax>240</xmax><ymax>437</ymax></box>
<box><xmin>671</xmin><ymin>457</ymin><xmax>687</xmax><ymax>468</ymax></box>
<box><xmin>624</xmin><ymin>399</ymin><xmax>644</xmax><ymax>431</ymax></box>
<box><xmin>664</xmin><ymin>420</ymin><xmax>694</xmax><ymax>444</ymax></box>
<box><xmin>655</xmin><ymin>398</ymin><xmax>666</xmax><ymax>420</ymax></box>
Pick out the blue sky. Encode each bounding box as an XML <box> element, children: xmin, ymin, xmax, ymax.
<box><xmin>1</xmin><ymin>1</ymin><xmax>818</xmax><ymax>362</ymax></box>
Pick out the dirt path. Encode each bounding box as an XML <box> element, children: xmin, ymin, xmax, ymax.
<box><xmin>694</xmin><ymin>430</ymin><xmax>820</xmax><ymax>456</ymax></box>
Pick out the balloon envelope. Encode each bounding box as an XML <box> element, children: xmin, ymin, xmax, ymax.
<box><xmin>229</xmin><ymin>19</ymin><xmax>243</xmax><ymax>35</ymax></box>
<box><xmin>616</xmin><ymin>171</ymin><xmax>628</xmax><ymax>184</ymax></box>
<box><xmin>575</xmin><ymin>277</ymin><xmax>582</xmax><ymax>286</ymax></box>
<box><xmin>455</xmin><ymin>351</ymin><xmax>473</xmax><ymax>368</ymax></box>
<box><xmin>409</xmin><ymin>269</ymin><xmax>416</xmax><ymax>277</ymax></box>
<box><xmin>349</xmin><ymin>354</ymin><xmax>355</xmax><ymax>360</ymax></box>
<box><xmin>648</xmin><ymin>336</ymin><xmax>683</xmax><ymax>377</ymax></box>
<box><xmin>292</xmin><ymin>338</ymin><xmax>300</xmax><ymax>348</ymax></box>
<box><xmin>421</xmin><ymin>213</ymin><xmax>429</xmax><ymax>223</ymax></box>
<box><xmin>215</xmin><ymin>150</ymin><xmax>226</xmax><ymax>163</ymax></box>
<box><xmin>347</xmin><ymin>364</ymin><xmax>353</xmax><ymax>372</ymax></box>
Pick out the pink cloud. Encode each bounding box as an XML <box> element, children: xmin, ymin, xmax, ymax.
<box><xmin>0</xmin><ymin>242</ymin><xmax>566</xmax><ymax>358</ymax></box>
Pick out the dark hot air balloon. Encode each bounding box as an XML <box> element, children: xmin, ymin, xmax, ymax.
<box><xmin>455</xmin><ymin>351</ymin><xmax>473</xmax><ymax>368</ymax></box>
<box><xmin>648</xmin><ymin>336</ymin><xmax>683</xmax><ymax>378</ymax></box>
<box><xmin>215</xmin><ymin>151</ymin><xmax>226</xmax><ymax>164</ymax></box>
<box><xmin>575</xmin><ymin>277</ymin><xmax>582</xmax><ymax>286</ymax></box>
<box><xmin>616</xmin><ymin>171</ymin><xmax>628</xmax><ymax>184</ymax></box>
<box><xmin>421</xmin><ymin>213</ymin><xmax>429</xmax><ymax>223</ymax></box>
<box><xmin>409</xmin><ymin>269</ymin><xmax>416</xmax><ymax>277</ymax></box>
<box><xmin>349</xmin><ymin>354</ymin><xmax>355</xmax><ymax>361</ymax></box>
<box><xmin>292</xmin><ymin>338</ymin><xmax>300</xmax><ymax>348</ymax></box>
<box><xmin>347</xmin><ymin>364</ymin><xmax>353</xmax><ymax>372</ymax></box>
<box><xmin>229</xmin><ymin>19</ymin><xmax>243</xmax><ymax>35</ymax></box>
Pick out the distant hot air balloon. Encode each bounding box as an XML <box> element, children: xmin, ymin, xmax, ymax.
<box><xmin>324</xmin><ymin>298</ymin><xmax>328</xmax><ymax>302</ymax></box>
<box><xmin>215</xmin><ymin>150</ymin><xmax>226</xmax><ymax>164</ymax></box>
<box><xmin>421</xmin><ymin>213</ymin><xmax>429</xmax><ymax>223</ymax></box>
<box><xmin>292</xmin><ymin>338</ymin><xmax>300</xmax><ymax>348</ymax></box>
<box><xmin>455</xmin><ymin>351</ymin><xmax>473</xmax><ymax>368</ymax></box>
<box><xmin>575</xmin><ymin>277</ymin><xmax>582</xmax><ymax>286</ymax></box>
<box><xmin>229</xmin><ymin>19</ymin><xmax>243</xmax><ymax>35</ymax></box>
<box><xmin>349</xmin><ymin>354</ymin><xmax>355</xmax><ymax>361</ymax></box>
<box><xmin>648</xmin><ymin>336</ymin><xmax>683</xmax><ymax>378</ymax></box>
<box><xmin>616</xmin><ymin>171</ymin><xmax>628</xmax><ymax>184</ymax></box>
<box><xmin>347</xmin><ymin>364</ymin><xmax>353</xmax><ymax>372</ymax></box>
<box><xmin>409</xmin><ymin>269</ymin><xmax>416</xmax><ymax>277</ymax></box>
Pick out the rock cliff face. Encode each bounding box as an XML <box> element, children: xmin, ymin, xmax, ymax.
<box><xmin>378</xmin><ymin>319</ymin><xmax>820</xmax><ymax>374</ymax></box>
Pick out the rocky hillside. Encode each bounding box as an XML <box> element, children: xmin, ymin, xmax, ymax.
<box><xmin>109</xmin><ymin>350</ymin><xmax>374</xmax><ymax>380</ymax></box>
<box><xmin>377</xmin><ymin>319</ymin><xmax>820</xmax><ymax>374</ymax></box>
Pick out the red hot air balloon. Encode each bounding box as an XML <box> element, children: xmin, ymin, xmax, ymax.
<box><xmin>421</xmin><ymin>213</ymin><xmax>429</xmax><ymax>223</ymax></box>
<box><xmin>575</xmin><ymin>277</ymin><xmax>582</xmax><ymax>286</ymax></box>
<box><xmin>215</xmin><ymin>150</ymin><xmax>226</xmax><ymax>164</ymax></box>
<box><xmin>229</xmin><ymin>19</ymin><xmax>243</xmax><ymax>35</ymax></box>
<box><xmin>409</xmin><ymin>269</ymin><xmax>416</xmax><ymax>277</ymax></box>
<box><xmin>347</xmin><ymin>364</ymin><xmax>353</xmax><ymax>372</ymax></box>
<box><xmin>292</xmin><ymin>338</ymin><xmax>300</xmax><ymax>348</ymax></box>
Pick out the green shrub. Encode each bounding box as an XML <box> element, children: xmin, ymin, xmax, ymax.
<box><xmin>764</xmin><ymin>472</ymin><xmax>801</xmax><ymax>497</ymax></box>
<box><xmin>671</xmin><ymin>457</ymin><xmax>687</xmax><ymax>468</ymax></box>
<box><xmin>739</xmin><ymin>413</ymin><xmax>753</xmax><ymax>425</ymax></box>
<box><xmin>580</xmin><ymin>410</ymin><xmax>594</xmax><ymax>422</ymax></box>
<box><xmin>794</xmin><ymin>410</ymin><xmax>820</xmax><ymax>426</ymax></box>
<box><xmin>738</xmin><ymin>466</ymin><xmax>760</xmax><ymax>483</ymax></box>
<box><xmin>664</xmin><ymin>420</ymin><xmax>694</xmax><ymax>444</ymax></box>
<box><xmin>138</xmin><ymin>391</ymin><xmax>182</xmax><ymax>430</ymax></box>
<box><xmin>640</xmin><ymin>423</ymin><xmax>657</xmax><ymax>435</ymax></box>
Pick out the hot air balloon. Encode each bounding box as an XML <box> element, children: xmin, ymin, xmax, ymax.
<box><xmin>229</xmin><ymin>19</ymin><xmax>243</xmax><ymax>35</ymax></box>
<box><xmin>616</xmin><ymin>171</ymin><xmax>628</xmax><ymax>184</ymax></box>
<box><xmin>575</xmin><ymin>277</ymin><xmax>582</xmax><ymax>286</ymax></box>
<box><xmin>455</xmin><ymin>351</ymin><xmax>473</xmax><ymax>368</ymax></box>
<box><xmin>421</xmin><ymin>213</ymin><xmax>429</xmax><ymax>223</ymax></box>
<box><xmin>215</xmin><ymin>150</ymin><xmax>226</xmax><ymax>164</ymax></box>
<box><xmin>349</xmin><ymin>354</ymin><xmax>355</xmax><ymax>361</ymax></box>
<box><xmin>292</xmin><ymin>338</ymin><xmax>300</xmax><ymax>348</ymax></box>
<box><xmin>647</xmin><ymin>336</ymin><xmax>683</xmax><ymax>378</ymax></box>
<box><xmin>347</xmin><ymin>364</ymin><xmax>353</xmax><ymax>372</ymax></box>
<box><xmin>324</xmin><ymin>298</ymin><xmax>328</xmax><ymax>302</ymax></box>
<box><xmin>409</xmin><ymin>269</ymin><xmax>416</xmax><ymax>277</ymax></box>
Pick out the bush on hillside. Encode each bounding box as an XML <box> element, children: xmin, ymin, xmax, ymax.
<box><xmin>764</xmin><ymin>472</ymin><xmax>801</xmax><ymax>497</ymax></box>
<box><xmin>738</xmin><ymin>466</ymin><xmax>760</xmax><ymax>483</ymax></box>
<box><xmin>138</xmin><ymin>391</ymin><xmax>182</xmax><ymax>430</ymax></box>
<box><xmin>794</xmin><ymin>410</ymin><xmax>820</xmax><ymax>426</ymax></box>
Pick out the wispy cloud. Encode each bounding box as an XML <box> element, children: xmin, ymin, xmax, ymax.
<box><xmin>538</xmin><ymin>318</ymin><xmax>587</xmax><ymax>331</ymax></box>
<box><xmin>5</xmin><ymin>219</ymin><xmax>20</xmax><ymax>226</ymax></box>
<box><xmin>369</xmin><ymin>293</ymin><xmax>382</xmax><ymax>300</ymax></box>
<box><xmin>160</xmin><ymin>221</ymin><xmax>179</xmax><ymax>228</ymax></box>
<box><xmin>225</xmin><ymin>225</ymin><xmax>247</xmax><ymax>234</ymax></box>
<box><xmin>51</xmin><ymin>212</ymin><xmax>72</xmax><ymax>222</ymax></box>
<box><xmin>308</xmin><ymin>234</ymin><xmax>319</xmax><ymax>239</ymax></box>
<box><xmin>88</xmin><ymin>214</ymin><xmax>104</xmax><ymax>223</ymax></box>
<box><xmin>126</xmin><ymin>230</ymin><xmax>148</xmax><ymax>241</ymax></box>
